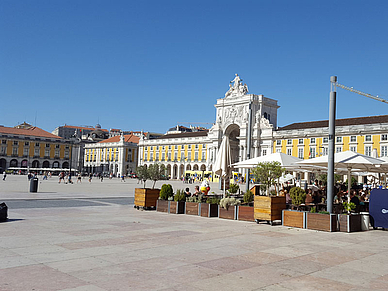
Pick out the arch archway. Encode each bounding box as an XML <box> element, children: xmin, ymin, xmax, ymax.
<box><xmin>21</xmin><ymin>160</ymin><xmax>28</xmax><ymax>168</ymax></box>
<box><xmin>193</xmin><ymin>164</ymin><xmax>199</xmax><ymax>171</ymax></box>
<box><xmin>52</xmin><ymin>161</ymin><xmax>60</xmax><ymax>168</ymax></box>
<box><xmin>224</xmin><ymin>124</ymin><xmax>240</xmax><ymax>165</ymax></box>
<box><xmin>42</xmin><ymin>161</ymin><xmax>50</xmax><ymax>168</ymax></box>
<box><xmin>32</xmin><ymin>160</ymin><xmax>40</xmax><ymax>168</ymax></box>
<box><xmin>0</xmin><ymin>158</ymin><xmax>6</xmax><ymax>171</ymax></box>
<box><xmin>200</xmin><ymin>164</ymin><xmax>206</xmax><ymax>171</ymax></box>
<box><xmin>10</xmin><ymin>159</ymin><xmax>18</xmax><ymax>167</ymax></box>
<box><xmin>62</xmin><ymin>162</ymin><xmax>69</xmax><ymax>169</ymax></box>
<box><xmin>166</xmin><ymin>164</ymin><xmax>172</xmax><ymax>178</ymax></box>
<box><xmin>173</xmin><ymin>164</ymin><xmax>178</xmax><ymax>179</ymax></box>
<box><xmin>186</xmin><ymin>164</ymin><xmax>191</xmax><ymax>171</ymax></box>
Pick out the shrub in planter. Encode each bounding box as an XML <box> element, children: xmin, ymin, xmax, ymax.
<box><xmin>243</xmin><ymin>190</ymin><xmax>254</xmax><ymax>204</ymax></box>
<box><xmin>290</xmin><ymin>187</ymin><xmax>306</xmax><ymax>209</ymax></box>
<box><xmin>220</xmin><ymin>197</ymin><xmax>241</xmax><ymax>210</ymax></box>
<box><xmin>174</xmin><ymin>189</ymin><xmax>186</xmax><ymax>202</ymax></box>
<box><xmin>228</xmin><ymin>183</ymin><xmax>240</xmax><ymax>195</ymax></box>
<box><xmin>160</xmin><ymin>184</ymin><xmax>173</xmax><ymax>200</ymax></box>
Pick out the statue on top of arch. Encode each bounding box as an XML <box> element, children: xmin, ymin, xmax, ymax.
<box><xmin>225</xmin><ymin>74</ymin><xmax>249</xmax><ymax>98</ymax></box>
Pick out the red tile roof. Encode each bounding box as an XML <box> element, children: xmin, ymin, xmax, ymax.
<box><xmin>98</xmin><ymin>134</ymin><xmax>140</xmax><ymax>144</ymax></box>
<box><xmin>0</xmin><ymin>126</ymin><xmax>62</xmax><ymax>139</ymax></box>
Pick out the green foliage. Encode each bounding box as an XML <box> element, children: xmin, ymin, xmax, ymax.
<box><xmin>148</xmin><ymin>163</ymin><xmax>166</xmax><ymax>189</ymax></box>
<box><xmin>345</xmin><ymin>176</ymin><xmax>358</xmax><ymax>188</ymax></box>
<box><xmin>228</xmin><ymin>183</ymin><xmax>239</xmax><ymax>194</ymax></box>
<box><xmin>343</xmin><ymin>201</ymin><xmax>356</xmax><ymax>212</ymax></box>
<box><xmin>252</xmin><ymin>161</ymin><xmax>285</xmax><ymax>195</ymax></box>
<box><xmin>310</xmin><ymin>206</ymin><xmax>317</xmax><ymax>213</ymax></box>
<box><xmin>290</xmin><ymin>187</ymin><xmax>306</xmax><ymax>206</ymax></box>
<box><xmin>318</xmin><ymin>173</ymin><xmax>343</xmax><ymax>185</ymax></box>
<box><xmin>318</xmin><ymin>211</ymin><xmax>330</xmax><ymax>215</ymax></box>
<box><xmin>136</xmin><ymin>165</ymin><xmax>150</xmax><ymax>188</ymax></box>
<box><xmin>174</xmin><ymin>189</ymin><xmax>186</xmax><ymax>202</ymax></box>
<box><xmin>159</xmin><ymin>184</ymin><xmax>173</xmax><ymax>200</ymax></box>
<box><xmin>243</xmin><ymin>190</ymin><xmax>254</xmax><ymax>204</ymax></box>
<box><xmin>220</xmin><ymin>197</ymin><xmax>241</xmax><ymax>210</ymax></box>
<box><xmin>206</xmin><ymin>197</ymin><xmax>220</xmax><ymax>205</ymax></box>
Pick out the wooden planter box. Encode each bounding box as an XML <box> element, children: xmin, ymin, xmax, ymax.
<box><xmin>156</xmin><ymin>200</ymin><xmax>169</xmax><ymax>213</ymax></box>
<box><xmin>200</xmin><ymin>203</ymin><xmax>218</xmax><ymax>217</ymax></box>
<box><xmin>282</xmin><ymin>210</ymin><xmax>306</xmax><ymax>229</ymax></box>
<box><xmin>134</xmin><ymin>188</ymin><xmax>160</xmax><ymax>209</ymax></box>
<box><xmin>219</xmin><ymin>205</ymin><xmax>237</xmax><ymax>220</ymax></box>
<box><xmin>254</xmin><ymin>196</ymin><xmax>286</xmax><ymax>225</ymax></box>
<box><xmin>169</xmin><ymin>201</ymin><xmax>185</xmax><ymax>214</ymax></box>
<box><xmin>306</xmin><ymin>213</ymin><xmax>337</xmax><ymax>232</ymax></box>
<box><xmin>185</xmin><ymin>202</ymin><xmax>199</xmax><ymax>215</ymax></box>
<box><xmin>338</xmin><ymin>214</ymin><xmax>361</xmax><ymax>233</ymax></box>
<box><xmin>237</xmin><ymin>205</ymin><xmax>255</xmax><ymax>222</ymax></box>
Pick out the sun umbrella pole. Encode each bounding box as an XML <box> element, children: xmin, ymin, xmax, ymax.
<box><xmin>327</xmin><ymin>76</ymin><xmax>337</xmax><ymax>214</ymax></box>
<box><xmin>347</xmin><ymin>168</ymin><xmax>351</xmax><ymax>207</ymax></box>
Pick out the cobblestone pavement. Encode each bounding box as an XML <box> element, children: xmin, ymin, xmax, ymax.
<box><xmin>1</xmin><ymin>176</ymin><xmax>388</xmax><ymax>290</ymax></box>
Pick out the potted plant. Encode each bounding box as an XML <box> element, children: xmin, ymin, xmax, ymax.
<box><xmin>238</xmin><ymin>190</ymin><xmax>255</xmax><ymax>222</ymax></box>
<box><xmin>134</xmin><ymin>163</ymin><xmax>166</xmax><ymax>210</ymax></box>
<box><xmin>219</xmin><ymin>196</ymin><xmax>240</xmax><ymax>220</ymax></box>
<box><xmin>338</xmin><ymin>201</ymin><xmax>361</xmax><ymax>232</ymax></box>
<box><xmin>200</xmin><ymin>196</ymin><xmax>219</xmax><ymax>217</ymax></box>
<box><xmin>185</xmin><ymin>194</ymin><xmax>202</xmax><ymax>216</ymax></box>
<box><xmin>306</xmin><ymin>209</ymin><xmax>338</xmax><ymax>232</ymax></box>
<box><xmin>252</xmin><ymin>161</ymin><xmax>286</xmax><ymax>225</ymax></box>
<box><xmin>170</xmin><ymin>189</ymin><xmax>185</xmax><ymax>214</ymax></box>
<box><xmin>282</xmin><ymin>187</ymin><xmax>307</xmax><ymax>229</ymax></box>
<box><xmin>156</xmin><ymin>184</ymin><xmax>173</xmax><ymax>213</ymax></box>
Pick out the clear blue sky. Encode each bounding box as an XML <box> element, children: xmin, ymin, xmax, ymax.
<box><xmin>1</xmin><ymin>0</ymin><xmax>388</xmax><ymax>134</ymax></box>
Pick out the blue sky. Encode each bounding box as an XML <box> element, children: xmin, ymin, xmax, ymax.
<box><xmin>1</xmin><ymin>0</ymin><xmax>388</xmax><ymax>133</ymax></box>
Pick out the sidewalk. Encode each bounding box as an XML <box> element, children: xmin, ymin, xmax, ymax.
<box><xmin>2</xmin><ymin>201</ymin><xmax>388</xmax><ymax>290</ymax></box>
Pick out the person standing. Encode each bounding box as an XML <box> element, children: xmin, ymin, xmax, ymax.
<box><xmin>88</xmin><ymin>173</ymin><xmax>93</xmax><ymax>183</ymax></box>
<box><xmin>2</xmin><ymin>171</ymin><xmax>6</xmax><ymax>181</ymax></box>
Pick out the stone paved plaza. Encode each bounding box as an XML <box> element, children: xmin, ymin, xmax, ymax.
<box><xmin>1</xmin><ymin>176</ymin><xmax>388</xmax><ymax>290</ymax></box>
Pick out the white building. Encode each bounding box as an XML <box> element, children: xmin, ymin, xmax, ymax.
<box><xmin>84</xmin><ymin>134</ymin><xmax>139</xmax><ymax>176</ymax></box>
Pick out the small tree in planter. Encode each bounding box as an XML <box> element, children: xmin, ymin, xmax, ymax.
<box><xmin>170</xmin><ymin>189</ymin><xmax>185</xmax><ymax>214</ymax></box>
<box><xmin>252</xmin><ymin>161</ymin><xmax>285</xmax><ymax>196</ymax></box>
<box><xmin>289</xmin><ymin>187</ymin><xmax>306</xmax><ymax>210</ymax></box>
<box><xmin>243</xmin><ymin>190</ymin><xmax>254</xmax><ymax>205</ymax></box>
<box><xmin>252</xmin><ymin>162</ymin><xmax>286</xmax><ymax>225</ymax></box>
<box><xmin>228</xmin><ymin>183</ymin><xmax>240</xmax><ymax>196</ymax></box>
<box><xmin>159</xmin><ymin>184</ymin><xmax>173</xmax><ymax>200</ymax></box>
<box><xmin>148</xmin><ymin>163</ymin><xmax>166</xmax><ymax>189</ymax></box>
<box><xmin>136</xmin><ymin>165</ymin><xmax>150</xmax><ymax>188</ymax></box>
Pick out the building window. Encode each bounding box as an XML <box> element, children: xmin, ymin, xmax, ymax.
<box><xmin>336</xmin><ymin>137</ymin><xmax>342</xmax><ymax>143</ymax></box>
<box><xmin>174</xmin><ymin>152</ymin><xmax>177</xmax><ymax>161</ymax></box>
<box><xmin>323</xmin><ymin>147</ymin><xmax>328</xmax><ymax>156</ymax></box>
<box><xmin>34</xmin><ymin>148</ymin><xmax>40</xmax><ymax>156</ymax></box>
<box><xmin>365</xmin><ymin>135</ymin><xmax>372</xmax><ymax>142</ymax></box>
<box><xmin>194</xmin><ymin>152</ymin><xmax>198</xmax><ymax>161</ymax></box>
<box><xmin>169</xmin><ymin>145</ymin><xmax>171</xmax><ymax>150</ymax></box>
<box><xmin>287</xmin><ymin>139</ymin><xmax>292</xmax><ymax>145</ymax></box>
<box><xmin>195</xmin><ymin>144</ymin><xmax>199</xmax><ymax>149</ymax></box>
<box><xmin>188</xmin><ymin>152</ymin><xmax>191</xmax><ymax>161</ymax></box>
<box><xmin>350</xmin><ymin>136</ymin><xmax>357</xmax><ymax>142</ymax></box>
<box><xmin>188</xmin><ymin>145</ymin><xmax>191</xmax><ymax>149</ymax></box>
<box><xmin>23</xmin><ymin>148</ymin><xmax>29</xmax><ymax>156</ymax></box>
<box><xmin>55</xmin><ymin>144</ymin><xmax>60</xmax><ymax>148</ymax></box>
<box><xmin>150</xmin><ymin>153</ymin><xmax>153</xmax><ymax>161</ymax></box>
<box><xmin>156</xmin><ymin>153</ymin><xmax>159</xmax><ymax>161</ymax></box>
<box><xmin>365</xmin><ymin>146</ymin><xmax>371</xmax><ymax>156</ymax></box>
<box><xmin>298</xmin><ymin>139</ymin><xmax>303</xmax><ymax>145</ymax></box>
<box><xmin>323</xmin><ymin>137</ymin><xmax>328</xmax><ymax>143</ymax></box>
<box><xmin>298</xmin><ymin>148</ymin><xmax>303</xmax><ymax>159</ymax></box>
<box><xmin>287</xmin><ymin>148</ymin><xmax>292</xmax><ymax>155</ymax></box>
<box><xmin>336</xmin><ymin>147</ymin><xmax>342</xmax><ymax>153</ymax></box>
<box><xmin>382</xmin><ymin>134</ymin><xmax>388</xmax><ymax>141</ymax></box>
<box><xmin>202</xmin><ymin>152</ymin><xmax>206</xmax><ymax>161</ymax></box>
<box><xmin>1</xmin><ymin>140</ymin><xmax>6</xmax><ymax>144</ymax></box>
<box><xmin>144</xmin><ymin>153</ymin><xmax>148</xmax><ymax>161</ymax></box>
<box><xmin>350</xmin><ymin>146</ymin><xmax>357</xmax><ymax>152</ymax></box>
<box><xmin>46</xmin><ymin>143</ymin><xmax>50</xmax><ymax>148</ymax></box>
<box><xmin>0</xmin><ymin>146</ymin><xmax>6</xmax><ymax>154</ymax></box>
<box><xmin>310</xmin><ymin>138</ymin><xmax>316</xmax><ymax>144</ymax></box>
<box><xmin>276</xmin><ymin>140</ymin><xmax>281</xmax><ymax>146</ymax></box>
<box><xmin>381</xmin><ymin>146</ymin><xmax>388</xmax><ymax>157</ymax></box>
<box><xmin>309</xmin><ymin>147</ymin><xmax>316</xmax><ymax>158</ymax></box>
<box><xmin>24</xmin><ymin>142</ymin><xmax>29</xmax><ymax>146</ymax></box>
<box><xmin>180</xmin><ymin>153</ymin><xmax>184</xmax><ymax>161</ymax></box>
<box><xmin>167</xmin><ymin>152</ymin><xmax>171</xmax><ymax>161</ymax></box>
<box><xmin>35</xmin><ymin>142</ymin><xmax>40</xmax><ymax>147</ymax></box>
<box><xmin>45</xmin><ymin>149</ymin><xmax>50</xmax><ymax>157</ymax></box>
<box><xmin>162</xmin><ymin>153</ymin><xmax>165</xmax><ymax>161</ymax></box>
<box><xmin>13</xmin><ymin>141</ymin><xmax>18</xmax><ymax>146</ymax></box>
<box><xmin>262</xmin><ymin>149</ymin><xmax>267</xmax><ymax>156</ymax></box>
<box><xmin>64</xmin><ymin>150</ymin><xmax>69</xmax><ymax>159</ymax></box>
<box><xmin>276</xmin><ymin>148</ymin><xmax>281</xmax><ymax>153</ymax></box>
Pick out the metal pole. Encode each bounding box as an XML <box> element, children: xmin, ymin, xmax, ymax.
<box><xmin>327</xmin><ymin>76</ymin><xmax>337</xmax><ymax>214</ymax></box>
<box><xmin>245</xmin><ymin>101</ymin><xmax>253</xmax><ymax>192</ymax></box>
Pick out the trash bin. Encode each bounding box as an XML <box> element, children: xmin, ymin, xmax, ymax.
<box><xmin>0</xmin><ymin>202</ymin><xmax>7</xmax><ymax>222</ymax></box>
<box><xmin>360</xmin><ymin>212</ymin><xmax>370</xmax><ymax>231</ymax></box>
<box><xmin>30</xmin><ymin>177</ymin><xmax>38</xmax><ymax>193</ymax></box>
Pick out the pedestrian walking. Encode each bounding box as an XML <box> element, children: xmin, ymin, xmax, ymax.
<box><xmin>88</xmin><ymin>173</ymin><xmax>92</xmax><ymax>183</ymax></box>
<box><xmin>77</xmin><ymin>173</ymin><xmax>82</xmax><ymax>183</ymax></box>
<box><xmin>2</xmin><ymin>171</ymin><xmax>6</xmax><ymax>181</ymax></box>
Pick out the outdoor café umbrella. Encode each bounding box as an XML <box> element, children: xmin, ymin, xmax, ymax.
<box><xmin>297</xmin><ymin>150</ymin><xmax>385</xmax><ymax>202</ymax></box>
<box><xmin>232</xmin><ymin>152</ymin><xmax>302</xmax><ymax>169</ymax></box>
<box><xmin>214</xmin><ymin>135</ymin><xmax>232</xmax><ymax>197</ymax></box>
